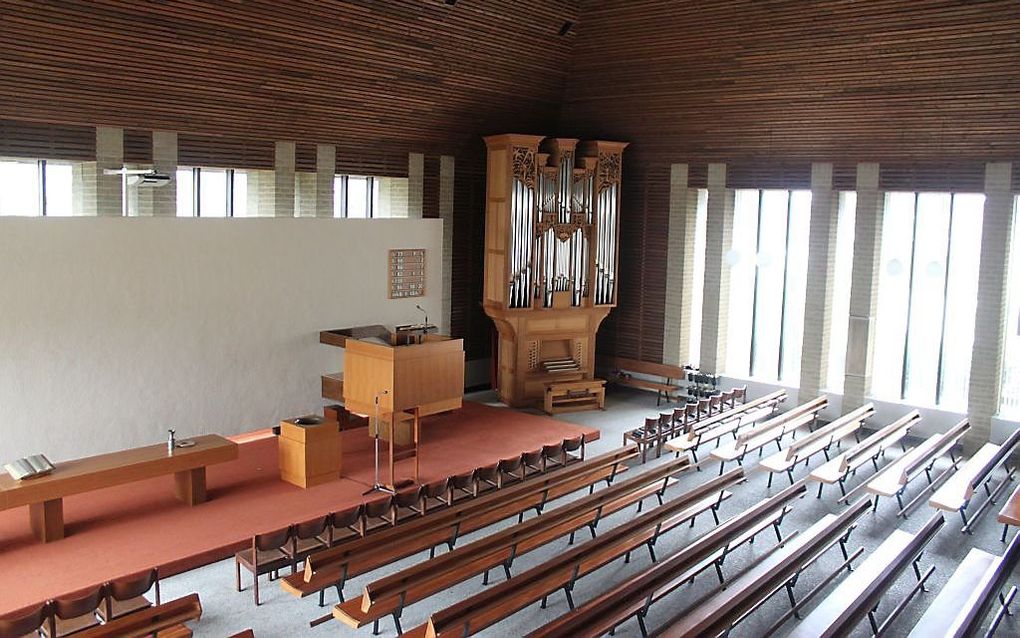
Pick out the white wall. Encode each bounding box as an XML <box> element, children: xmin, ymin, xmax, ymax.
<box><xmin>0</xmin><ymin>218</ymin><xmax>444</xmax><ymax>461</ymax></box>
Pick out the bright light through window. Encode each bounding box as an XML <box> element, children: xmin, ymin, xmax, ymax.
<box><xmin>0</xmin><ymin>160</ymin><xmax>40</xmax><ymax>216</ymax></box>
<box><xmin>45</xmin><ymin>163</ymin><xmax>74</xmax><ymax>217</ymax></box>
<box><xmin>826</xmin><ymin>192</ymin><xmax>856</xmax><ymax>392</ymax></box>
<box><xmin>688</xmin><ymin>189</ymin><xmax>708</xmax><ymax>368</ymax></box>
<box><xmin>199</xmin><ymin>169</ymin><xmax>228</xmax><ymax>217</ymax></box>
<box><xmin>176</xmin><ymin>169</ymin><xmax>194</xmax><ymax>217</ymax></box>
<box><xmin>347</xmin><ymin>176</ymin><xmax>368</xmax><ymax>218</ymax></box>
<box><xmin>1001</xmin><ymin>197</ymin><xmax>1020</xmax><ymax>417</ymax></box>
<box><xmin>233</xmin><ymin>171</ymin><xmax>248</xmax><ymax>217</ymax></box>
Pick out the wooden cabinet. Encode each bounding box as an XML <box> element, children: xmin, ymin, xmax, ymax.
<box><xmin>278</xmin><ymin>417</ymin><xmax>342</xmax><ymax>488</ymax></box>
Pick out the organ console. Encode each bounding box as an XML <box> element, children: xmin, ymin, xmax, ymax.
<box><xmin>482</xmin><ymin>134</ymin><xmax>627</xmax><ymax>409</ymax></box>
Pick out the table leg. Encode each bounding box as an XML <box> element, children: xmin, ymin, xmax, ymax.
<box><xmin>174</xmin><ymin>467</ymin><xmax>207</xmax><ymax>505</ymax></box>
<box><xmin>29</xmin><ymin>498</ymin><xmax>64</xmax><ymax>542</ymax></box>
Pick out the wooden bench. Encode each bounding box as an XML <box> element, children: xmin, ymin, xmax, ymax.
<box><xmin>399</xmin><ymin>468</ymin><xmax>753</xmax><ymax>638</ymax></box>
<box><xmin>664</xmin><ymin>390</ymin><xmax>787</xmax><ymax>464</ymax></box>
<box><xmin>810</xmin><ymin>410</ymin><xmax>920</xmax><ymax>499</ymax></box>
<box><xmin>281</xmin><ymin>446</ymin><xmax>637</xmax><ymax>604</ymax></box>
<box><xmin>544</xmin><ymin>379</ymin><xmax>605</xmax><ymax>415</ymax></box>
<box><xmin>649</xmin><ymin>498</ymin><xmax>874</xmax><ymax>638</ymax></box>
<box><xmin>759</xmin><ymin>402</ymin><xmax>872</xmax><ymax>487</ymax></box>
<box><xmin>908</xmin><ymin>525</ymin><xmax>1020</xmax><ymax>637</ymax></box>
<box><xmin>784</xmin><ymin>513</ymin><xmax>944</xmax><ymax>637</ymax></box>
<box><xmin>998</xmin><ymin>479</ymin><xmax>1020</xmax><ymax>542</ymax></box>
<box><xmin>333</xmin><ymin>456</ymin><xmax>694</xmax><ymax>634</ymax></box>
<box><xmin>0</xmin><ymin>435</ymin><xmax>238</xmax><ymax>543</ymax></box>
<box><xmin>866</xmin><ymin>419</ymin><xmax>969</xmax><ymax>516</ymax></box>
<box><xmin>709</xmin><ymin>395</ymin><xmax>828</xmax><ymax>474</ymax></box>
<box><xmin>66</xmin><ymin>593</ymin><xmax>202</xmax><ymax>638</ymax></box>
<box><xmin>604</xmin><ymin>357</ymin><xmax>689</xmax><ymax>405</ymax></box>
<box><xmin>524</xmin><ymin>482</ymin><xmax>812</xmax><ymax>638</ymax></box>
<box><xmin>930</xmin><ymin>428</ymin><xmax>1020</xmax><ymax>533</ymax></box>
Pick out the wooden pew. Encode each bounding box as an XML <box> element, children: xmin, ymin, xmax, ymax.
<box><xmin>400</xmin><ymin>475</ymin><xmax>804</xmax><ymax>638</ymax></box>
<box><xmin>810</xmin><ymin>410</ymin><xmax>920</xmax><ymax>499</ymax></box>
<box><xmin>664</xmin><ymin>390</ymin><xmax>787</xmax><ymax>464</ymax></box>
<box><xmin>908</xmin><ymin>526</ymin><xmax>1020</xmax><ymax>637</ymax></box>
<box><xmin>709</xmin><ymin>396</ymin><xmax>828</xmax><ymax>474</ymax></box>
<box><xmin>524</xmin><ymin>482</ymin><xmax>823</xmax><ymax>638</ymax></box>
<box><xmin>760</xmin><ymin>403</ymin><xmax>873</xmax><ymax>487</ymax></box>
<box><xmin>639</xmin><ymin>499</ymin><xmax>874</xmax><ymax>638</ymax></box>
<box><xmin>281</xmin><ymin>446</ymin><xmax>637</xmax><ymax>603</ymax></box>
<box><xmin>866</xmin><ymin>419</ymin><xmax>969</xmax><ymax>515</ymax></box>
<box><xmin>930</xmin><ymin>428</ymin><xmax>1020</xmax><ymax>533</ymax></box>
<box><xmin>998</xmin><ymin>480</ymin><xmax>1020</xmax><ymax>542</ymax></box>
<box><xmin>333</xmin><ymin>456</ymin><xmax>697</xmax><ymax>633</ymax></box>
<box><xmin>605</xmin><ymin>357</ymin><xmax>688</xmax><ymax>405</ymax></box>
<box><xmin>783</xmin><ymin>513</ymin><xmax>944</xmax><ymax>637</ymax></box>
<box><xmin>68</xmin><ymin>594</ymin><xmax>202</xmax><ymax>638</ymax></box>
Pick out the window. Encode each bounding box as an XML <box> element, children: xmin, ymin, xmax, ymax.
<box><xmin>872</xmin><ymin>192</ymin><xmax>984</xmax><ymax>409</ymax></box>
<box><xmin>726</xmin><ymin>189</ymin><xmax>811</xmax><ymax>382</ymax></box>
<box><xmin>333</xmin><ymin>175</ymin><xmax>384</xmax><ymax>218</ymax></box>
<box><xmin>44</xmin><ymin>162</ymin><xmax>74</xmax><ymax>216</ymax></box>
<box><xmin>1001</xmin><ymin>197</ymin><xmax>1020</xmax><ymax>417</ymax></box>
<box><xmin>688</xmin><ymin>189</ymin><xmax>708</xmax><ymax>368</ymax></box>
<box><xmin>826</xmin><ymin>192</ymin><xmax>856</xmax><ymax>391</ymax></box>
<box><xmin>176</xmin><ymin>167</ymin><xmax>246</xmax><ymax>217</ymax></box>
<box><xmin>0</xmin><ymin>160</ymin><xmax>40</xmax><ymax>216</ymax></box>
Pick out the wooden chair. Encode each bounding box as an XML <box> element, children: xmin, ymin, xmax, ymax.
<box><xmin>282</xmin><ymin>515</ymin><xmax>331</xmax><ymax>571</ymax></box>
<box><xmin>392</xmin><ymin>485</ymin><xmax>427</xmax><ymax>520</ymax></box>
<box><xmin>451</xmin><ymin>469</ymin><xmax>479</xmax><ymax>499</ymax></box>
<box><xmin>497</xmin><ymin>454</ymin><xmax>526</xmax><ymax>487</ymax></box>
<box><xmin>98</xmin><ymin>568</ymin><xmax>159</xmax><ymax>623</ymax></box>
<box><xmin>624</xmin><ymin>417</ymin><xmax>660</xmax><ymax>463</ymax></box>
<box><xmin>540</xmin><ymin>442</ymin><xmax>565</xmax><ymax>470</ymax></box>
<box><xmin>362</xmin><ymin>496</ymin><xmax>396</xmax><ymax>531</ymax></box>
<box><xmin>0</xmin><ymin>601</ymin><xmax>52</xmax><ymax>638</ymax></box>
<box><xmin>321</xmin><ymin>503</ymin><xmax>364</xmax><ymax>545</ymax></box>
<box><xmin>422</xmin><ymin>477</ymin><xmax>453</xmax><ymax>511</ymax></box>
<box><xmin>562</xmin><ymin>435</ymin><xmax>585</xmax><ymax>463</ymax></box>
<box><xmin>42</xmin><ymin>585</ymin><xmax>106</xmax><ymax>638</ymax></box>
<box><xmin>234</xmin><ymin>525</ymin><xmax>294</xmax><ymax>606</ymax></box>
<box><xmin>474</xmin><ymin>463</ymin><xmax>501</xmax><ymax>492</ymax></box>
<box><xmin>68</xmin><ymin>593</ymin><xmax>202</xmax><ymax>638</ymax></box>
<box><xmin>521</xmin><ymin>449</ymin><xmax>545</xmax><ymax>477</ymax></box>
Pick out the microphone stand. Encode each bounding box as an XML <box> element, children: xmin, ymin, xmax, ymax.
<box><xmin>362</xmin><ymin>389</ymin><xmax>395</xmax><ymax>496</ymax></box>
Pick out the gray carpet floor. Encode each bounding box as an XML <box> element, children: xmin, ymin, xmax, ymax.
<box><xmin>160</xmin><ymin>387</ymin><xmax>1020</xmax><ymax>637</ymax></box>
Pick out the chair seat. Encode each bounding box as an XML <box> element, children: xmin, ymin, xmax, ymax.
<box><xmin>283</xmin><ymin>537</ymin><xmax>328</xmax><ymax>560</ymax></box>
<box><xmin>96</xmin><ymin>595</ymin><xmax>152</xmax><ymax>622</ymax></box>
<box><xmin>629</xmin><ymin>428</ymin><xmax>657</xmax><ymax>438</ymax></box>
<box><xmin>41</xmin><ymin>612</ymin><xmax>100</xmax><ymax>638</ymax></box>
<box><xmin>235</xmin><ymin>547</ymin><xmax>289</xmax><ymax>573</ymax></box>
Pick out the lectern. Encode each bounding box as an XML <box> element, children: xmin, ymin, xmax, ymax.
<box><xmin>320</xmin><ymin>325</ymin><xmax>465</xmax><ymax>485</ymax></box>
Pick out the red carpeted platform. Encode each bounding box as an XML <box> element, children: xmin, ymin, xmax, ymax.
<box><xmin>0</xmin><ymin>401</ymin><xmax>598</xmax><ymax>612</ymax></box>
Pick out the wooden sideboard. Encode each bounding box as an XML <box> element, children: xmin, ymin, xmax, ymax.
<box><xmin>0</xmin><ymin>434</ymin><xmax>238</xmax><ymax>542</ymax></box>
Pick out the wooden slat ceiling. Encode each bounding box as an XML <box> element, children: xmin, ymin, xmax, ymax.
<box><xmin>0</xmin><ymin>0</ymin><xmax>578</xmax><ymax>152</ymax></box>
<box><xmin>563</xmin><ymin>0</ymin><xmax>1020</xmax><ymax>165</ymax></box>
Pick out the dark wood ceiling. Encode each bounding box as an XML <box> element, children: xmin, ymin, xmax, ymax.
<box><xmin>562</xmin><ymin>0</ymin><xmax>1020</xmax><ymax>165</ymax></box>
<box><xmin>0</xmin><ymin>0</ymin><xmax>579</xmax><ymax>152</ymax></box>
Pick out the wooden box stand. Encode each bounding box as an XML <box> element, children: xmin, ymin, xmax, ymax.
<box><xmin>544</xmin><ymin>379</ymin><xmax>606</xmax><ymax>415</ymax></box>
<box><xmin>278</xmin><ymin>417</ymin><xmax>342</xmax><ymax>488</ymax></box>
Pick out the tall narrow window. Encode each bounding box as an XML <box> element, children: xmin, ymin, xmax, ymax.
<box><xmin>826</xmin><ymin>192</ymin><xmax>856</xmax><ymax>391</ymax></box>
<box><xmin>872</xmin><ymin>192</ymin><xmax>983</xmax><ymax>407</ymax></box>
<box><xmin>199</xmin><ymin>169</ymin><xmax>228</xmax><ymax>217</ymax></box>
<box><xmin>176</xmin><ymin>168</ymin><xmax>195</xmax><ymax>217</ymax></box>
<box><xmin>726</xmin><ymin>188</ymin><xmax>811</xmax><ymax>381</ymax></box>
<box><xmin>0</xmin><ymin>160</ymin><xmax>40</xmax><ymax>216</ymax></box>
<box><xmin>44</xmin><ymin>162</ymin><xmax>74</xmax><ymax>216</ymax></box>
<box><xmin>232</xmin><ymin>171</ymin><xmax>248</xmax><ymax>217</ymax></box>
<box><xmin>347</xmin><ymin>176</ymin><xmax>369</xmax><ymax>218</ymax></box>
<box><xmin>688</xmin><ymin>189</ymin><xmax>708</xmax><ymax>368</ymax></box>
<box><xmin>1001</xmin><ymin>197</ymin><xmax>1020</xmax><ymax>417</ymax></box>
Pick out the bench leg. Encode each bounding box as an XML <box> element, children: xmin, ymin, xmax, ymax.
<box><xmin>637</xmin><ymin>614</ymin><xmax>649</xmax><ymax>638</ymax></box>
<box><xmin>1002</xmin><ymin>523</ymin><xmax>1010</xmax><ymax>543</ymax></box>
<box><xmin>816</xmin><ymin>482</ymin><xmax>824</xmax><ymax>499</ymax></box>
<box><xmin>767</xmin><ymin>472</ymin><xmax>774</xmax><ymax>488</ymax></box>
<box><xmin>647</xmin><ymin>541</ymin><xmax>657</xmax><ymax>563</ymax></box>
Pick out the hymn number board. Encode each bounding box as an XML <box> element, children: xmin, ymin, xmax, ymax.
<box><xmin>389</xmin><ymin>249</ymin><xmax>426</xmax><ymax>299</ymax></box>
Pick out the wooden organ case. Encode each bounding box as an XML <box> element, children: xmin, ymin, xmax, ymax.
<box><xmin>482</xmin><ymin>134</ymin><xmax>627</xmax><ymax>409</ymax></box>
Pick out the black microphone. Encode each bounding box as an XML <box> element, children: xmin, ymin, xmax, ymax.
<box><xmin>415</xmin><ymin>304</ymin><xmax>428</xmax><ymax>326</ymax></box>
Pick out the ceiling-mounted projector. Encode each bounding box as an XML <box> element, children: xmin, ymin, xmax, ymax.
<box><xmin>103</xmin><ymin>167</ymin><xmax>172</xmax><ymax>187</ymax></box>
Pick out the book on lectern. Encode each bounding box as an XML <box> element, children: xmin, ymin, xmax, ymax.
<box><xmin>4</xmin><ymin>454</ymin><xmax>55</xmax><ymax>480</ymax></box>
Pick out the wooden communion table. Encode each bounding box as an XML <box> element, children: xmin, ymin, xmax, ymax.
<box><xmin>0</xmin><ymin>434</ymin><xmax>238</xmax><ymax>542</ymax></box>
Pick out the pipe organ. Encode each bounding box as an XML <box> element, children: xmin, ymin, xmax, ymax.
<box><xmin>483</xmin><ymin>134</ymin><xmax>627</xmax><ymax>408</ymax></box>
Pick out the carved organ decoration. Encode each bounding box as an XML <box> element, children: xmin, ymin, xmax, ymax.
<box><xmin>483</xmin><ymin>134</ymin><xmax>627</xmax><ymax>408</ymax></box>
